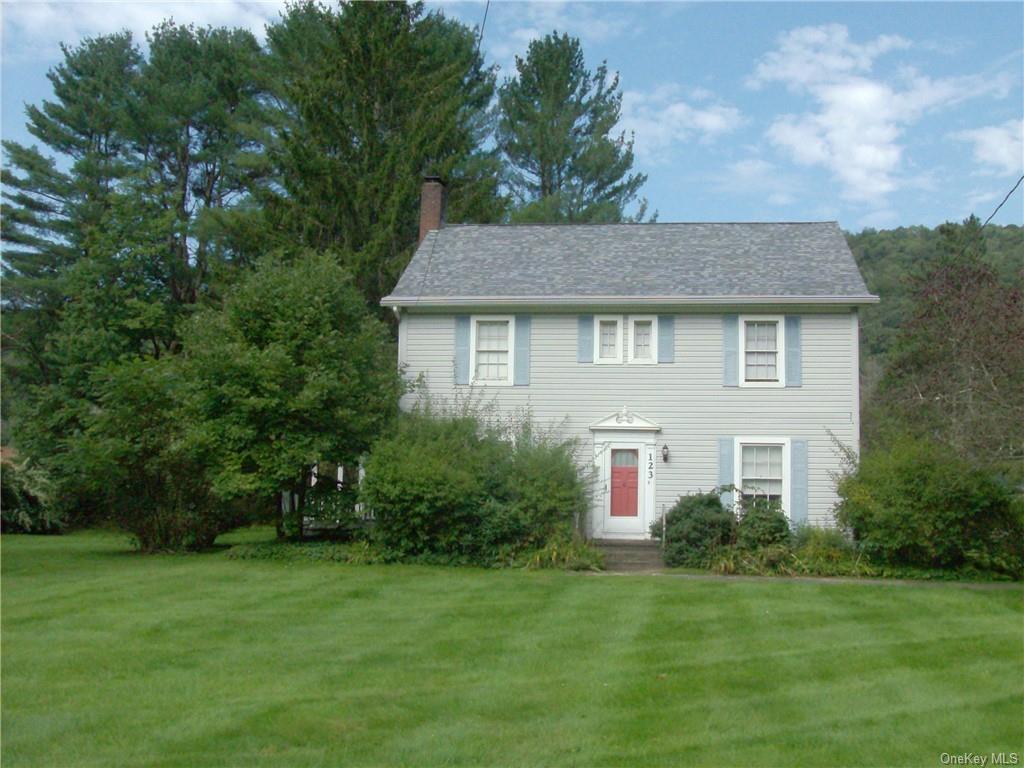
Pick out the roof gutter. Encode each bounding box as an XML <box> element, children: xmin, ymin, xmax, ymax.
<box><xmin>381</xmin><ymin>294</ymin><xmax>880</xmax><ymax>308</ymax></box>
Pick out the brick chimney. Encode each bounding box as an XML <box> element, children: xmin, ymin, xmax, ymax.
<box><xmin>418</xmin><ymin>176</ymin><xmax>446</xmax><ymax>245</ymax></box>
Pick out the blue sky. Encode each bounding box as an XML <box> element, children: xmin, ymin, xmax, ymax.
<box><xmin>3</xmin><ymin>1</ymin><xmax>1022</xmax><ymax>230</ymax></box>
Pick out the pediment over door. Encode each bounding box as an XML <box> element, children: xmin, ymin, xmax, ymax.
<box><xmin>589</xmin><ymin>406</ymin><xmax>661</xmax><ymax>433</ymax></box>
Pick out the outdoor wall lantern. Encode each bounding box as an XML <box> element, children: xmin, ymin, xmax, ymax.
<box><xmin>661</xmin><ymin>444</ymin><xmax>670</xmax><ymax>463</ymax></box>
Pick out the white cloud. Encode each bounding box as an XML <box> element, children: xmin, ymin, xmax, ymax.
<box><xmin>2</xmin><ymin>1</ymin><xmax>287</xmax><ymax>64</ymax></box>
<box><xmin>712</xmin><ymin>157</ymin><xmax>802</xmax><ymax>206</ymax></box>
<box><xmin>953</xmin><ymin>119</ymin><xmax>1024</xmax><ymax>176</ymax></box>
<box><xmin>687</xmin><ymin>87</ymin><xmax>715</xmax><ymax>103</ymax></box>
<box><xmin>765</xmin><ymin>78</ymin><xmax>906</xmax><ymax>200</ymax></box>
<box><xmin>620</xmin><ymin>84</ymin><xmax>743</xmax><ymax>163</ymax></box>
<box><xmin>751</xmin><ymin>24</ymin><xmax>1013</xmax><ymax>202</ymax></box>
<box><xmin>748</xmin><ymin>23</ymin><xmax>910</xmax><ymax>90</ymax></box>
<box><xmin>478</xmin><ymin>1</ymin><xmax>633</xmax><ymax>77</ymax></box>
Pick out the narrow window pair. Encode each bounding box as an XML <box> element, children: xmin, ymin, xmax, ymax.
<box><xmin>596</xmin><ymin>316</ymin><xmax>656</xmax><ymax>364</ymax></box>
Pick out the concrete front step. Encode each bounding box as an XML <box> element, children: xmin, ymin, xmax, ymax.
<box><xmin>591</xmin><ymin>539</ymin><xmax>662</xmax><ymax>548</ymax></box>
<box><xmin>593</xmin><ymin>539</ymin><xmax>666</xmax><ymax>572</ymax></box>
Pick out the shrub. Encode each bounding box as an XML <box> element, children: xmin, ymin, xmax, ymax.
<box><xmin>64</xmin><ymin>359</ymin><xmax>251</xmax><ymax>552</ymax></box>
<box><xmin>0</xmin><ymin>459</ymin><xmax>62</xmax><ymax>534</ymax></box>
<box><xmin>707</xmin><ymin>526</ymin><xmax>862</xmax><ymax>577</ymax></box>
<box><xmin>110</xmin><ymin>475</ymin><xmax>250</xmax><ymax>553</ymax></box>
<box><xmin>360</xmin><ymin>407</ymin><xmax>588</xmax><ymax>565</ymax></box>
<box><xmin>652</xmin><ymin>490</ymin><xmax>735</xmax><ymax>568</ymax></box>
<box><xmin>500</xmin><ymin>434</ymin><xmax>590</xmax><ymax>549</ymax></box>
<box><xmin>787</xmin><ymin>526</ymin><xmax>877</xmax><ymax>577</ymax></box>
<box><xmin>791</xmin><ymin>524</ymin><xmax>850</xmax><ymax>551</ymax></box>
<box><xmin>360</xmin><ymin>411</ymin><xmax>504</xmax><ymax>558</ymax></box>
<box><xmin>705</xmin><ymin>525</ymin><xmax>1016</xmax><ymax>581</ymax></box>
<box><xmin>736</xmin><ymin>497</ymin><xmax>791</xmax><ymax>551</ymax></box>
<box><xmin>226</xmin><ymin>540</ymin><xmax>372</xmax><ymax>563</ymax></box>
<box><xmin>523</xmin><ymin>534</ymin><xmax>604</xmax><ymax>571</ymax></box>
<box><xmin>790</xmin><ymin>525</ymin><xmax>854</xmax><ymax>566</ymax></box>
<box><xmin>835</xmin><ymin>436</ymin><xmax>1024</xmax><ymax>577</ymax></box>
<box><xmin>708</xmin><ymin>542</ymin><xmax>838</xmax><ymax>577</ymax></box>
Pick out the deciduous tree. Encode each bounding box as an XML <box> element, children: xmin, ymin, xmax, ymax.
<box><xmin>873</xmin><ymin>216</ymin><xmax>1024</xmax><ymax>466</ymax></box>
<box><xmin>179</xmin><ymin>252</ymin><xmax>404</xmax><ymax>535</ymax></box>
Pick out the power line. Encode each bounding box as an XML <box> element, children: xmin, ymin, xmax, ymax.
<box><xmin>982</xmin><ymin>173</ymin><xmax>1024</xmax><ymax>226</ymax></box>
<box><xmin>476</xmin><ymin>0</ymin><xmax>490</xmax><ymax>54</ymax></box>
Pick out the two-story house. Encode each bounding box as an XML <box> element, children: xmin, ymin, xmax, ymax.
<box><xmin>382</xmin><ymin>178</ymin><xmax>878</xmax><ymax>540</ymax></box>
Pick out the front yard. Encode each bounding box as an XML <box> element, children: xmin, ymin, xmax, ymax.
<box><xmin>2</xmin><ymin>529</ymin><xmax>1022</xmax><ymax>767</ymax></box>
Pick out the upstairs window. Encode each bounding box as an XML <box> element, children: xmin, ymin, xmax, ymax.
<box><xmin>471</xmin><ymin>317</ymin><xmax>513</xmax><ymax>385</ymax></box>
<box><xmin>628</xmin><ymin>316</ymin><xmax>657</xmax><ymax>364</ymax></box>
<box><xmin>745</xmin><ymin>321</ymin><xmax>777</xmax><ymax>380</ymax></box>
<box><xmin>594</xmin><ymin>316</ymin><xmax>623</xmax><ymax>364</ymax></box>
<box><xmin>600</xmin><ymin>321</ymin><xmax>618</xmax><ymax>358</ymax></box>
<box><xmin>740</xmin><ymin>316</ymin><xmax>785</xmax><ymax>386</ymax></box>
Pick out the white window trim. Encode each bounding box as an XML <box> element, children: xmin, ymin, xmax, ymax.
<box><xmin>733</xmin><ymin>437</ymin><xmax>791</xmax><ymax>520</ymax></box>
<box><xmin>469</xmin><ymin>315</ymin><xmax>515</xmax><ymax>386</ymax></box>
<box><xmin>739</xmin><ymin>314</ymin><xmax>786</xmax><ymax>388</ymax></box>
<box><xmin>593</xmin><ymin>315</ymin><xmax>623</xmax><ymax>365</ymax></box>
<box><xmin>627</xmin><ymin>315</ymin><xmax>658</xmax><ymax>365</ymax></box>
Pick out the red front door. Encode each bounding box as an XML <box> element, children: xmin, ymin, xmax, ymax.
<box><xmin>610</xmin><ymin>449</ymin><xmax>639</xmax><ymax>517</ymax></box>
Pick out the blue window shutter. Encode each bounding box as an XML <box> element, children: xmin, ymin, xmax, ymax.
<box><xmin>657</xmin><ymin>315</ymin><xmax>675</xmax><ymax>363</ymax></box>
<box><xmin>578</xmin><ymin>315</ymin><xmax>594</xmax><ymax>363</ymax></box>
<box><xmin>722</xmin><ymin>315</ymin><xmax>739</xmax><ymax>386</ymax></box>
<box><xmin>454</xmin><ymin>315</ymin><xmax>470</xmax><ymax>385</ymax></box>
<box><xmin>790</xmin><ymin>439</ymin><xmax>808</xmax><ymax>525</ymax></box>
<box><xmin>785</xmin><ymin>315</ymin><xmax>802</xmax><ymax>387</ymax></box>
<box><xmin>513</xmin><ymin>315</ymin><xmax>531</xmax><ymax>386</ymax></box>
<box><xmin>718</xmin><ymin>437</ymin><xmax>734</xmax><ymax>508</ymax></box>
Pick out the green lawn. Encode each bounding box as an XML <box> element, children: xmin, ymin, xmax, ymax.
<box><xmin>3</xmin><ymin>530</ymin><xmax>1022</xmax><ymax>767</ymax></box>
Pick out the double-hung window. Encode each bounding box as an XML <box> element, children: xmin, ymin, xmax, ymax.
<box><xmin>734</xmin><ymin>437</ymin><xmax>790</xmax><ymax>516</ymax></box>
<box><xmin>594</xmin><ymin>316</ymin><xmax>623</xmax><ymax>364</ymax></box>
<box><xmin>470</xmin><ymin>316</ymin><xmax>514</xmax><ymax>385</ymax></box>
<box><xmin>627</xmin><ymin>316</ymin><xmax>657</xmax><ymax>364</ymax></box>
<box><xmin>740</xmin><ymin>315</ymin><xmax>785</xmax><ymax>387</ymax></box>
<box><xmin>741</xmin><ymin>444</ymin><xmax>783</xmax><ymax>503</ymax></box>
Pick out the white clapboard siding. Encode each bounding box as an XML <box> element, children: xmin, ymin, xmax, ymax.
<box><xmin>399</xmin><ymin>309</ymin><xmax>859</xmax><ymax>529</ymax></box>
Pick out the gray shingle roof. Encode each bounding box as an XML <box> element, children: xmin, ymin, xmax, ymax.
<box><xmin>384</xmin><ymin>222</ymin><xmax>876</xmax><ymax>306</ymax></box>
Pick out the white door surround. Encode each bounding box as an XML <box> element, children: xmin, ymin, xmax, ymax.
<box><xmin>589</xmin><ymin>407</ymin><xmax>660</xmax><ymax>540</ymax></box>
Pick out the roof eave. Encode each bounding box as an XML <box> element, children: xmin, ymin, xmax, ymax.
<box><xmin>381</xmin><ymin>294</ymin><xmax>881</xmax><ymax>308</ymax></box>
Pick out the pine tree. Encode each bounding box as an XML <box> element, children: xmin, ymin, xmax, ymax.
<box><xmin>3</xmin><ymin>23</ymin><xmax>272</xmax><ymax>522</ymax></box>
<box><xmin>2</xmin><ymin>33</ymin><xmax>142</xmax><ymax>388</ymax></box>
<box><xmin>128</xmin><ymin>21</ymin><xmax>271</xmax><ymax>309</ymax></box>
<box><xmin>262</xmin><ymin>1</ymin><xmax>506</xmax><ymax>309</ymax></box>
<box><xmin>497</xmin><ymin>32</ymin><xmax>648</xmax><ymax>223</ymax></box>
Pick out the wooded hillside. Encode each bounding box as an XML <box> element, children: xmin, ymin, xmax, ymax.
<box><xmin>848</xmin><ymin>223</ymin><xmax>1022</xmax><ymax>380</ymax></box>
